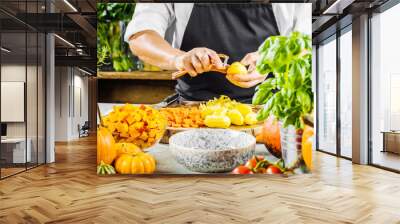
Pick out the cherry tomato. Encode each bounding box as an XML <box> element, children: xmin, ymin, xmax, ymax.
<box><xmin>232</xmin><ymin>165</ymin><xmax>253</xmax><ymax>174</ymax></box>
<box><xmin>266</xmin><ymin>165</ymin><xmax>281</xmax><ymax>174</ymax></box>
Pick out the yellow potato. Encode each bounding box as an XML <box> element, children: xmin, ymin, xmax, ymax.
<box><xmin>235</xmin><ymin>104</ymin><xmax>253</xmax><ymax>116</ymax></box>
<box><xmin>200</xmin><ymin>106</ymin><xmax>215</xmax><ymax>119</ymax></box>
<box><xmin>227</xmin><ymin>62</ymin><xmax>248</xmax><ymax>76</ymax></box>
<box><xmin>244</xmin><ymin>112</ymin><xmax>258</xmax><ymax>125</ymax></box>
<box><xmin>204</xmin><ymin>115</ymin><xmax>231</xmax><ymax>128</ymax></box>
<box><xmin>227</xmin><ymin>109</ymin><xmax>244</xmax><ymax>126</ymax></box>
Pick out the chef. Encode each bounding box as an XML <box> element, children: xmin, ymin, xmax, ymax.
<box><xmin>125</xmin><ymin>3</ymin><xmax>311</xmax><ymax>103</ymax></box>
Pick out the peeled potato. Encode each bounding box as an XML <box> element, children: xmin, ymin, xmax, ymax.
<box><xmin>225</xmin><ymin>62</ymin><xmax>249</xmax><ymax>88</ymax></box>
<box><xmin>227</xmin><ymin>109</ymin><xmax>244</xmax><ymax>126</ymax></box>
<box><xmin>204</xmin><ymin>115</ymin><xmax>231</xmax><ymax>128</ymax></box>
<box><xmin>227</xmin><ymin>62</ymin><xmax>248</xmax><ymax>76</ymax></box>
<box><xmin>235</xmin><ymin>104</ymin><xmax>252</xmax><ymax>116</ymax></box>
<box><xmin>200</xmin><ymin>107</ymin><xmax>214</xmax><ymax>119</ymax></box>
<box><xmin>244</xmin><ymin>112</ymin><xmax>258</xmax><ymax>125</ymax></box>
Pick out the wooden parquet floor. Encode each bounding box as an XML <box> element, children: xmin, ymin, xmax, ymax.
<box><xmin>1</xmin><ymin>136</ymin><xmax>400</xmax><ymax>224</ymax></box>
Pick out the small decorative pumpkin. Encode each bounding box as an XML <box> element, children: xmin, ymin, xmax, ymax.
<box><xmin>262</xmin><ymin>116</ymin><xmax>281</xmax><ymax>158</ymax></box>
<box><xmin>114</xmin><ymin>142</ymin><xmax>142</xmax><ymax>156</ymax></box>
<box><xmin>115</xmin><ymin>152</ymin><xmax>156</xmax><ymax>174</ymax></box>
<box><xmin>97</xmin><ymin>126</ymin><xmax>117</xmax><ymax>165</ymax></box>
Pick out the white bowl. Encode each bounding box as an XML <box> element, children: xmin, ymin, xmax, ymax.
<box><xmin>169</xmin><ymin>129</ymin><xmax>256</xmax><ymax>173</ymax></box>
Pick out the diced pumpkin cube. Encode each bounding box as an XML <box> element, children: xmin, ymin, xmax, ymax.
<box><xmin>125</xmin><ymin>115</ymin><xmax>135</xmax><ymax>125</ymax></box>
<box><xmin>139</xmin><ymin>132</ymin><xmax>148</xmax><ymax>140</ymax></box>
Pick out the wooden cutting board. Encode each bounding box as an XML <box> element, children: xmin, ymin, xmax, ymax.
<box><xmin>159</xmin><ymin>101</ymin><xmax>263</xmax><ymax>143</ymax></box>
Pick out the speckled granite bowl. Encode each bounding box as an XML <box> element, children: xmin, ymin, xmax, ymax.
<box><xmin>169</xmin><ymin>129</ymin><xmax>256</xmax><ymax>173</ymax></box>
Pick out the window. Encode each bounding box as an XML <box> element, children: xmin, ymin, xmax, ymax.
<box><xmin>317</xmin><ymin>36</ymin><xmax>337</xmax><ymax>154</ymax></box>
<box><xmin>0</xmin><ymin>0</ymin><xmax>47</xmax><ymax>179</ymax></box>
<box><xmin>370</xmin><ymin>3</ymin><xmax>400</xmax><ymax>171</ymax></box>
<box><xmin>339</xmin><ymin>28</ymin><xmax>352</xmax><ymax>158</ymax></box>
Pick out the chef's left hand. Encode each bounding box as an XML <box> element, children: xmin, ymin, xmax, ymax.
<box><xmin>226</xmin><ymin>52</ymin><xmax>266</xmax><ymax>88</ymax></box>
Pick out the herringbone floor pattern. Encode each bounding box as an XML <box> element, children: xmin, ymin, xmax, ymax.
<box><xmin>1</xmin><ymin>136</ymin><xmax>400</xmax><ymax>224</ymax></box>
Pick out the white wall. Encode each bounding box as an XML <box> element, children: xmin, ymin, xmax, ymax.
<box><xmin>54</xmin><ymin>67</ymin><xmax>89</xmax><ymax>141</ymax></box>
<box><xmin>1</xmin><ymin>65</ymin><xmax>37</xmax><ymax>138</ymax></box>
<box><xmin>55</xmin><ymin>66</ymin><xmax>69</xmax><ymax>141</ymax></box>
<box><xmin>72</xmin><ymin>72</ymin><xmax>89</xmax><ymax>137</ymax></box>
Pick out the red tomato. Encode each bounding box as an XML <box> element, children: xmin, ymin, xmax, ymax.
<box><xmin>232</xmin><ymin>165</ymin><xmax>253</xmax><ymax>174</ymax></box>
<box><xmin>266</xmin><ymin>165</ymin><xmax>281</xmax><ymax>174</ymax></box>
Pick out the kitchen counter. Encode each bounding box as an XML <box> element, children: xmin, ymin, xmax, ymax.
<box><xmin>147</xmin><ymin>143</ymin><xmax>277</xmax><ymax>174</ymax></box>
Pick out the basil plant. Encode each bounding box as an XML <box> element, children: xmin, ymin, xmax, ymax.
<box><xmin>252</xmin><ymin>32</ymin><xmax>313</xmax><ymax>129</ymax></box>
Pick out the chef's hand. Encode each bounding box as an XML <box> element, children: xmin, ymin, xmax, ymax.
<box><xmin>227</xmin><ymin>52</ymin><xmax>266</xmax><ymax>88</ymax></box>
<box><xmin>172</xmin><ymin>48</ymin><xmax>225</xmax><ymax>79</ymax></box>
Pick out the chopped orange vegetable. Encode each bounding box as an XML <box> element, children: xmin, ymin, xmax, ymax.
<box><xmin>102</xmin><ymin>104</ymin><xmax>166</xmax><ymax>149</ymax></box>
<box><xmin>160</xmin><ymin>107</ymin><xmax>204</xmax><ymax>128</ymax></box>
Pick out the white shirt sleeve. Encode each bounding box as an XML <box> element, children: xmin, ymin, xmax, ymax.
<box><xmin>124</xmin><ymin>3</ymin><xmax>174</xmax><ymax>43</ymax></box>
<box><xmin>272</xmin><ymin>3</ymin><xmax>312</xmax><ymax>36</ymax></box>
<box><xmin>293</xmin><ymin>3</ymin><xmax>312</xmax><ymax>36</ymax></box>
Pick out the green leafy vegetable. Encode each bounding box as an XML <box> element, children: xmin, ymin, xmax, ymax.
<box><xmin>97</xmin><ymin>3</ymin><xmax>135</xmax><ymax>71</ymax></box>
<box><xmin>252</xmin><ymin>32</ymin><xmax>313</xmax><ymax>129</ymax></box>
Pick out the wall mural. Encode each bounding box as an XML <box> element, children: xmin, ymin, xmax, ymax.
<box><xmin>96</xmin><ymin>3</ymin><xmax>314</xmax><ymax>175</ymax></box>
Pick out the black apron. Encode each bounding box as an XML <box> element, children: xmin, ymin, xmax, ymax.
<box><xmin>176</xmin><ymin>3</ymin><xmax>279</xmax><ymax>103</ymax></box>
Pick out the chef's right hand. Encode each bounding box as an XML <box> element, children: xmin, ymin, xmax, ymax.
<box><xmin>173</xmin><ymin>48</ymin><xmax>225</xmax><ymax>78</ymax></box>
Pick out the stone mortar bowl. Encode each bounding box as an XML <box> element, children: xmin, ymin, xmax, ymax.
<box><xmin>169</xmin><ymin>129</ymin><xmax>256</xmax><ymax>173</ymax></box>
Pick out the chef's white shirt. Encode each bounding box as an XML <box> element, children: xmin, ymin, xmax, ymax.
<box><xmin>124</xmin><ymin>3</ymin><xmax>312</xmax><ymax>49</ymax></box>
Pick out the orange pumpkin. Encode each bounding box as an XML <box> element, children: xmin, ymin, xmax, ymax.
<box><xmin>97</xmin><ymin>126</ymin><xmax>117</xmax><ymax>165</ymax></box>
<box><xmin>262</xmin><ymin>116</ymin><xmax>282</xmax><ymax>158</ymax></box>
<box><xmin>114</xmin><ymin>142</ymin><xmax>142</xmax><ymax>157</ymax></box>
<box><xmin>115</xmin><ymin>152</ymin><xmax>156</xmax><ymax>174</ymax></box>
